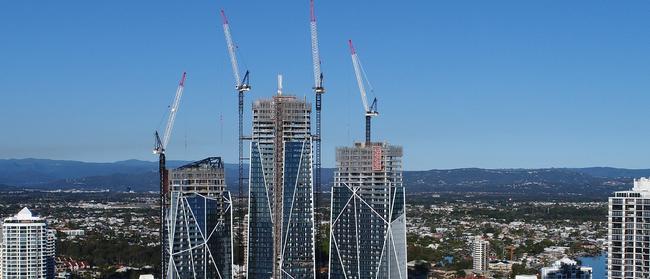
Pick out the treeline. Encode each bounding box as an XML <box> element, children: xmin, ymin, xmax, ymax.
<box><xmin>465</xmin><ymin>205</ymin><xmax>606</xmax><ymax>223</ymax></box>
<box><xmin>57</xmin><ymin>233</ymin><xmax>159</xmax><ymax>268</ymax></box>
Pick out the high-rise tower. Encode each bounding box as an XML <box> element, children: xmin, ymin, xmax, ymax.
<box><xmin>608</xmin><ymin>177</ymin><xmax>650</xmax><ymax>278</ymax></box>
<box><xmin>328</xmin><ymin>142</ymin><xmax>406</xmax><ymax>279</ymax></box>
<box><xmin>246</xmin><ymin>94</ymin><xmax>315</xmax><ymax>279</ymax></box>
<box><xmin>472</xmin><ymin>236</ymin><xmax>490</xmax><ymax>272</ymax></box>
<box><xmin>1</xmin><ymin>208</ymin><xmax>56</xmax><ymax>279</ymax></box>
<box><xmin>165</xmin><ymin>157</ymin><xmax>233</xmax><ymax>279</ymax></box>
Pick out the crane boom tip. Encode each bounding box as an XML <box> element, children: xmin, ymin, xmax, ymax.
<box><xmin>180</xmin><ymin>72</ymin><xmax>187</xmax><ymax>86</ymax></box>
<box><xmin>310</xmin><ymin>0</ymin><xmax>316</xmax><ymax>22</ymax></box>
<box><xmin>348</xmin><ymin>40</ymin><xmax>356</xmax><ymax>54</ymax></box>
<box><xmin>220</xmin><ymin>9</ymin><xmax>228</xmax><ymax>25</ymax></box>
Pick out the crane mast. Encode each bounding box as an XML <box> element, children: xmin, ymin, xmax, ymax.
<box><xmin>309</xmin><ymin>0</ymin><xmax>325</xmax><ymax>276</ymax></box>
<box><xmin>153</xmin><ymin>72</ymin><xmax>187</xmax><ymax>279</ymax></box>
<box><xmin>349</xmin><ymin>40</ymin><xmax>378</xmax><ymax>144</ymax></box>
<box><xmin>220</xmin><ymin>9</ymin><xmax>250</xmax><ymax>272</ymax></box>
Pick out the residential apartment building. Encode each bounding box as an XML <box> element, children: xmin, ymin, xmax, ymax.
<box><xmin>165</xmin><ymin>157</ymin><xmax>233</xmax><ymax>279</ymax></box>
<box><xmin>328</xmin><ymin>142</ymin><xmax>406</xmax><ymax>279</ymax></box>
<box><xmin>246</xmin><ymin>95</ymin><xmax>316</xmax><ymax>279</ymax></box>
<box><xmin>1</xmin><ymin>208</ymin><xmax>55</xmax><ymax>279</ymax></box>
<box><xmin>608</xmin><ymin>177</ymin><xmax>650</xmax><ymax>278</ymax></box>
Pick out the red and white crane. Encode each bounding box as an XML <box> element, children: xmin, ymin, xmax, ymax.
<box><xmin>221</xmin><ymin>9</ymin><xmax>250</xmax><ymax>93</ymax></box>
<box><xmin>309</xmin><ymin>0</ymin><xmax>326</xmax><ymax>275</ymax></box>
<box><xmin>220</xmin><ymin>8</ymin><xmax>250</xmax><ymax>207</ymax></box>
<box><xmin>154</xmin><ymin>72</ymin><xmax>187</xmax><ymax>155</ymax></box>
<box><xmin>153</xmin><ymin>71</ymin><xmax>186</xmax><ymax>279</ymax></box>
<box><xmin>220</xmin><ymin>9</ymin><xmax>250</xmax><ymax>266</ymax></box>
<box><xmin>349</xmin><ymin>40</ymin><xmax>378</xmax><ymax>144</ymax></box>
<box><xmin>310</xmin><ymin>0</ymin><xmax>324</xmax><ymax>93</ymax></box>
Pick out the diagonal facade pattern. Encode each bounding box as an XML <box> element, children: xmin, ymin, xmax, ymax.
<box><xmin>165</xmin><ymin>157</ymin><xmax>233</xmax><ymax>279</ymax></box>
<box><xmin>247</xmin><ymin>96</ymin><xmax>316</xmax><ymax>279</ymax></box>
<box><xmin>328</xmin><ymin>142</ymin><xmax>406</xmax><ymax>279</ymax></box>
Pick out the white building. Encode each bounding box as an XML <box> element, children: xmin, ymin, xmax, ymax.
<box><xmin>541</xmin><ymin>258</ymin><xmax>591</xmax><ymax>279</ymax></box>
<box><xmin>472</xmin><ymin>236</ymin><xmax>490</xmax><ymax>272</ymax></box>
<box><xmin>0</xmin><ymin>229</ymin><xmax>3</xmax><ymax>279</ymax></box>
<box><xmin>1</xmin><ymin>207</ymin><xmax>56</xmax><ymax>279</ymax></box>
<box><xmin>608</xmin><ymin>177</ymin><xmax>650</xmax><ymax>279</ymax></box>
<box><xmin>59</xmin><ymin>229</ymin><xmax>84</xmax><ymax>237</ymax></box>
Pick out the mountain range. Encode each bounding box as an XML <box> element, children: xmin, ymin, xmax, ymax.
<box><xmin>0</xmin><ymin>159</ymin><xmax>645</xmax><ymax>198</ymax></box>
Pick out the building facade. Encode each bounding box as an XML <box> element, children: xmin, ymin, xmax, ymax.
<box><xmin>247</xmin><ymin>95</ymin><xmax>316</xmax><ymax>279</ymax></box>
<box><xmin>541</xmin><ymin>258</ymin><xmax>592</xmax><ymax>279</ymax></box>
<box><xmin>328</xmin><ymin>142</ymin><xmax>407</xmax><ymax>279</ymax></box>
<box><xmin>165</xmin><ymin>157</ymin><xmax>233</xmax><ymax>279</ymax></box>
<box><xmin>608</xmin><ymin>177</ymin><xmax>650</xmax><ymax>278</ymax></box>
<box><xmin>472</xmin><ymin>236</ymin><xmax>489</xmax><ymax>272</ymax></box>
<box><xmin>241</xmin><ymin>213</ymin><xmax>249</xmax><ymax>275</ymax></box>
<box><xmin>1</xmin><ymin>207</ymin><xmax>55</xmax><ymax>279</ymax></box>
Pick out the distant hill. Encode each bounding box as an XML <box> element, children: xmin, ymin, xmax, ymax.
<box><xmin>0</xmin><ymin>158</ymin><xmax>333</xmax><ymax>193</ymax></box>
<box><xmin>0</xmin><ymin>183</ymin><xmax>17</xmax><ymax>191</ymax></box>
<box><xmin>0</xmin><ymin>159</ymin><xmax>639</xmax><ymax>197</ymax></box>
<box><xmin>35</xmin><ymin>165</ymin><xmax>336</xmax><ymax>193</ymax></box>
<box><xmin>0</xmin><ymin>158</ymin><xmax>186</xmax><ymax>185</ymax></box>
<box><xmin>570</xmin><ymin>167</ymin><xmax>650</xmax><ymax>179</ymax></box>
<box><xmin>404</xmin><ymin>168</ymin><xmax>631</xmax><ymax>197</ymax></box>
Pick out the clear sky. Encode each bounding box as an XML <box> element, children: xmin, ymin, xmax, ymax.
<box><xmin>1</xmin><ymin>1</ymin><xmax>649</xmax><ymax>170</ymax></box>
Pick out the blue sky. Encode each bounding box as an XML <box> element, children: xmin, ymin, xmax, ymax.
<box><xmin>1</xmin><ymin>1</ymin><xmax>649</xmax><ymax>170</ymax></box>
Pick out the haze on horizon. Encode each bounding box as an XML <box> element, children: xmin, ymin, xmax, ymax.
<box><xmin>1</xmin><ymin>1</ymin><xmax>649</xmax><ymax>170</ymax></box>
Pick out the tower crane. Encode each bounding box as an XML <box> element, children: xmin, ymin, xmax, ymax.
<box><xmin>309</xmin><ymin>0</ymin><xmax>326</xmax><ymax>275</ymax></box>
<box><xmin>348</xmin><ymin>40</ymin><xmax>378</xmax><ymax>144</ymax></box>
<box><xmin>220</xmin><ymin>8</ymin><xmax>250</xmax><ymax>266</ymax></box>
<box><xmin>153</xmin><ymin>71</ymin><xmax>187</xmax><ymax>279</ymax></box>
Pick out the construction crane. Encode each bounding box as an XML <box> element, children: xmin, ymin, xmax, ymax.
<box><xmin>220</xmin><ymin>8</ymin><xmax>250</xmax><ymax>268</ymax></box>
<box><xmin>348</xmin><ymin>40</ymin><xmax>378</xmax><ymax>144</ymax></box>
<box><xmin>309</xmin><ymin>0</ymin><xmax>326</xmax><ymax>276</ymax></box>
<box><xmin>153</xmin><ymin>71</ymin><xmax>187</xmax><ymax>279</ymax></box>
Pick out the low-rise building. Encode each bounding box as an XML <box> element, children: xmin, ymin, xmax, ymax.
<box><xmin>541</xmin><ymin>258</ymin><xmax>592</xmax><ymax>279</ymax></box>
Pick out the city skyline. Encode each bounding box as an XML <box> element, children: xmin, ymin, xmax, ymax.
<box><xmin>2</xmin><ymin>1</ymin><xmax>650</xmax><ymax>170</ymax></box>
<box><xmin>0</xmin><ymin>2</ymin><xmax>647</xmax><ymax>275</ymax></box>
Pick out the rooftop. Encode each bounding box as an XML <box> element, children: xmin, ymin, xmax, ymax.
<box><xmin>4</xmin><ymin>207</ymin><xmax>43</xmax><ymax>222</ymax></box>
<box><xmin>614</xmin><ymin>177</ymin><xmax>650</xmax><ymax>197</ymax></box>
<box><xmin>175</xmin><ymin>157</ymin><xmax>224</xmax><ymax>170</ymax></box>
<box><xmin>633</xmin><ymin>177</ymin><xmax>650</xmax><ymax>192</ymax></box>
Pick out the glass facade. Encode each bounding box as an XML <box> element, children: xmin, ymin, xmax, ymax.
<box><xmin>166</xmin><ymin>157</ymin><xmax>233</xmax><ymax>279</ymax></box>
<box><xmin>247</xmin><ymin>142</ymin><xmax>274</xmax><ymax>279</ymax></box>
<box><xmin>329</xmin><ymin>142</ymin><xmax>406</xmax><ymax>279</ymax></box>
<box><xmin>246</xmin><ymin>96</ymin><xmax>315</xmax><ymax>279</ymax></box>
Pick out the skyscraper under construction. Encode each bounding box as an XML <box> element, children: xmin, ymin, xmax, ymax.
<box><xmin>165</xmin><ymin>157</ymin><xmax>233</xmax><ymax>279</ymax></box>
<box><xmin>328</xmin><ymin>142</ymin><xmax>407</xmax><ymax>279</ymax></box>
<box><xmin>246</xmin><ymin>94</ymin><xmax>316</xmax><ymax>279</ymax></box>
